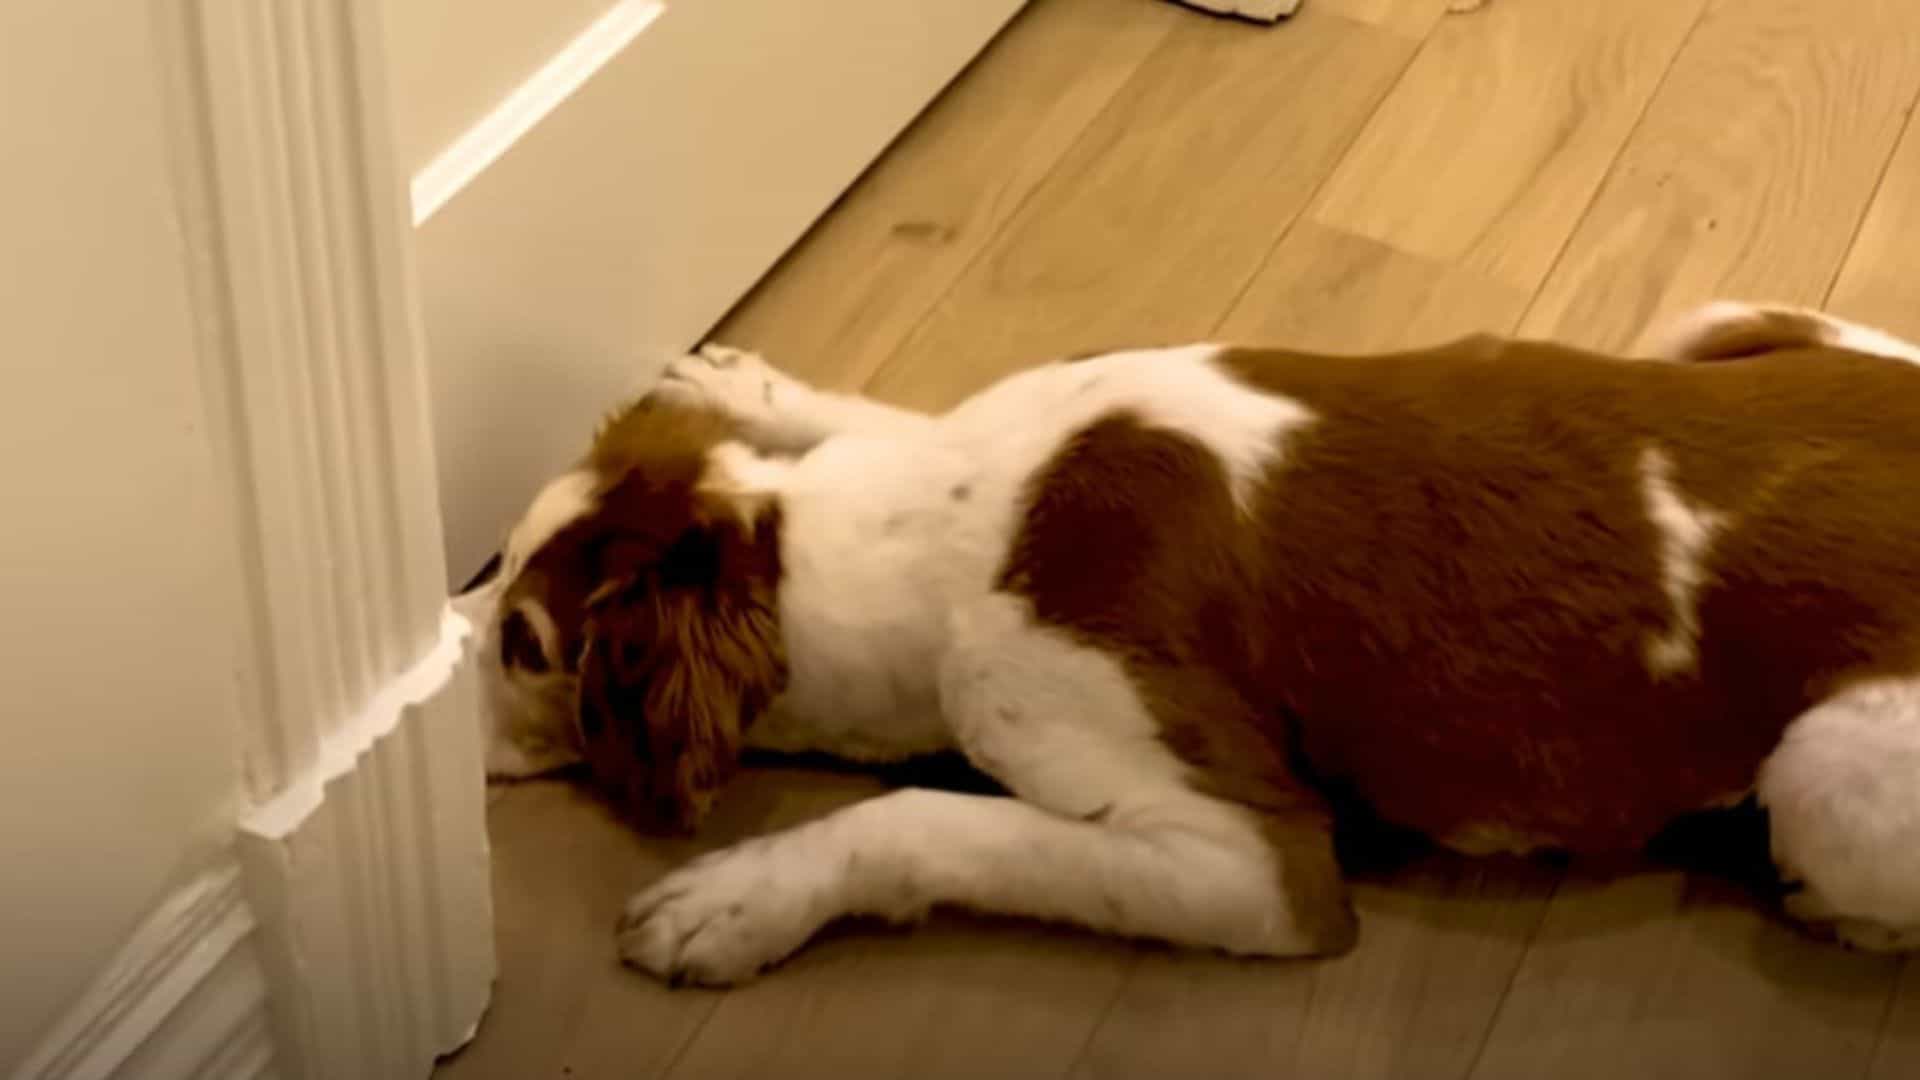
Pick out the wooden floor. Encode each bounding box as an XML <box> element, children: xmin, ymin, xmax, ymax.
<box><xmin>436</xmin><ymin>0</ymin><xmax>1920</xmax><ymax>1075</ymax></box>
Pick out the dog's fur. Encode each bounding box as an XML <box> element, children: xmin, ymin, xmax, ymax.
<box><xmin>460</xmin><ymin>301</ymin><xmax>1920</xmax><ymax>984</ymax></box>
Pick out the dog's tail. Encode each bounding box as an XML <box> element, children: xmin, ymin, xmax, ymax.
<box><xmin>1647</xmin><ymin>300</ymin><xmax>1920</xmax><ymax>367</ymax></box>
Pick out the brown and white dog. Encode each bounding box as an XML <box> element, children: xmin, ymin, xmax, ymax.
<box><xmin>461</xmin><ymin>300</ymin><xmax>1920</xmax><ymax>985</ymax></box>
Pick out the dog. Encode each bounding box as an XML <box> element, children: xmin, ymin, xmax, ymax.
<box><xmin>460</xmin><ymin>300</ymin><xmax>1920</xmax><ymax>985</ymax></box>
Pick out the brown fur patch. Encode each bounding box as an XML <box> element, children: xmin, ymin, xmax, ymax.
<box><xmin>505</xmin><ymin>398</ymin><xmax>788</xmax><ymax>830</ymax></box>
<box><xmin>1000</xmin><ymin>338</ymin><xmax>1920</xmax><ymax>874</ymax></box>
<box><xmin>1140</xmin><ymin>663</ymin><xmax>1358</xmax><ymax>952</ymax></box>
<box><xmin>999</xmin><ymin>412</ymin><xmax>1356</xmax><ymax>949</ymax></box>
<box><xmin>575</xmin><ymin>541</ymin><xmax>785</xmax><ymax>830</ymax></box>
<box><xmin>1221</xmin><ymin>339</ymin><xmax>1920</xmax><ymax>852</ymax></box>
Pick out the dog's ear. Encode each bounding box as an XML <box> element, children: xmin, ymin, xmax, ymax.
<box><xmin>573</xmin><ymin>504</ymin><xmax>786</xmax><ymax>831</ymax></box>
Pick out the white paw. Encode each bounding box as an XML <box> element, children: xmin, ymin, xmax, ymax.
<box><xmin>616</xmin><ymin>839</ymin><xmax>838</xmax><ymax>986</ymax></box>
<box><xmin>656</xmin><ymin>344</ymin><xmax>799</xmax><ymax>426</ymax></box>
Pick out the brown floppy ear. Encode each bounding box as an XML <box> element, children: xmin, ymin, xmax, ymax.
<box><xmin>573</xmin><ymin>505</ymin><xmax>786</xmax><ymax>831</ymax></box>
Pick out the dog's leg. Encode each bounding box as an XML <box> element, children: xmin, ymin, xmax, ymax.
<box><xmin>1760</xmin><ymin>678</ymin><xmax>1920</xmax><ymax>951</ymax></box>
<box><xmin>656</xmin><ymin>344</ymin><xmax>932</xmax><ymax>453</ymax></box>
<box><xmin>615</xmin><ymin>595</ymin><xmax>1352</xmax><ymax>985</ymax></box>
<box><xmin>936</xmin><ymin>594</ymin><xmax>1357</xmax><ymax>955</ymax></box>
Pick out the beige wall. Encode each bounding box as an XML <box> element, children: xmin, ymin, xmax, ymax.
<box><xmin>383</xmin><ymin>0</ymin><xmax>619</xmax><ymax>171</ymax></box>
<box><xmin>0</xmin><ymin>0</ymin><xmax>245</xmax><ymax>1067</ymax></box>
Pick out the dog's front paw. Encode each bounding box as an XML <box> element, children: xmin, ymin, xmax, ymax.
<box><xmin>656</xmin><ymin>344</ymin><xmax>800</xmax><ymax>425</ymax></box>
<box><xmin>617</xmin><ymin>840</ymin><xmax>837</xmax><ymax>986</ymax></box>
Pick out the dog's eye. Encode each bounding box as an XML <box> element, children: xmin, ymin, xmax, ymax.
<box><xmin>500</xmin><ymin>609</ymin><xmax>550</xmax><ymax>673</ymax></box>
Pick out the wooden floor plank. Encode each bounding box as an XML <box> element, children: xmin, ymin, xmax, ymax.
<box><xmin>1311</xmin><ymin>0</ymin><xmax>1704</xmax><ymax>293</ymax></box>
<box><xmin>1068</xmin><ymin>952</ymin><xmax>1315</xmax><ymax>1080</ymax></box>
<box><xmin>432</xmin><ymin>781</ymin><xmax>722</xmax><ymax>1080</ymax></box>
<box><xmin>1285</xmin><ymin>860</ymin><xmax>1560</xmax><ymax>1080</ymax></box>
<box><xmin>1826</xmin><ymin>104</ymin><xmax>1920</xmax><ymax>336</ymax></box>
<box><xmin>667</xmin><ymin>920</ymin><xmax>1130</xmax><ymax>1080</ymax></box>
<box><xmin>862</xmin><ymin>4</ymin><xmax>1418</xmax><ymax>410</ymax></box>
<box><xmin>1074</xmin><ymin>856</ymin><xmax>1557</xmax><ymax>1080</ymax></box>
<box><xmin>1472</xmin><ymin>873</ymin><xmax>1898</xmax><ymax>1079</ymax></box>
<box><xmin>1872</xmin><ymin>965</ymin><xmax>1920</xmax><ymax>1080</ymax></box>
<box><xmin>713</xmin><ymin>0</ymin><xmax>1181</xmax><ymax>391</ymax></box>
<box><xmin>1218</xmin><ymin>219</ymin><xmax>1530</xmax><ymax>351</ymax></box>
<box><xmin>1520</xmin><ymin>0</ymin><xmax>1920</xmax><ymax>352</ymax></box>
<box><xmin>1313</xmin><ymin>0</ymin><xmax>1453</xmax><ymax>41</ymax></box>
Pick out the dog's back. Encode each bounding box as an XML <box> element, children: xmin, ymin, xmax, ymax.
<box><xmin>1010</xmin><ymin>336</ymin><xmax>1920</xmax><ymax>855</ymax></box>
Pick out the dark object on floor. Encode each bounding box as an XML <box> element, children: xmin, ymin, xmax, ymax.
<box><xmin>1646</xmin><ymin>797</ymin><xmax>1781</xmax><ymax>898</ymax></box>
<box><xmin>739</xmin><ymin>749</ymin><xmax>1008</xmax><ymax>796</ymax></box>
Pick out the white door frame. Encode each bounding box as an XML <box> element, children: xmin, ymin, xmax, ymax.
<box><xmin>16</xmin><ymin>0</ymin><xmax>1033</xmax><ymax>1074</ymax></box>
<box><xmin>14</xmin><ymin>1</ymin><xmax>493</xmax><ymax>1077</ymax></box>
<box><xmin>167</xmin><ymin>0</ymin><xmax>496</xmax><ymax>1072</ymax></box>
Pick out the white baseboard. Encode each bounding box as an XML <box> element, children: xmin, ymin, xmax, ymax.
<box><xmin>10</xmin><ymin>865</ymin><xmax>272</xmax><ymax>1080</ymax></box>
<box><xmin>8</xmin><ymin>626</ymin><xmax>489</xmax><ymax>1080</ymax></box>
<box><xmin>237</xmin><ymin>608</ymin><xmax>495</xmax><ymax>1080</ymax></box>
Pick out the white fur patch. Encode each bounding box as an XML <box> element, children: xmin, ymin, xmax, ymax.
<box><xmin>1638</xmin><ymin>446</ymin><xmax>1728</xmax><ymax>678</ymax></box>
<box><xmin>1134</xmin><ymin>347</ymin><xmax>1315</xmax><ymax>514</ymax></box>
<box><xmin>700</xmin><ymin>440</ymin><xmax>794</xmax><ymax>522</ymax></box>
<box><xmin>1760</xmin><ymin>679</ymin><xmax>1920</xmax><ymax>948</ymax></box>
<box><xmin>947</xmin><ymin>345</ymin><xmax>1315</xmax><ymax>517</ymax></box>
<box><xmin>1823</xmin><ymin>318</ymin><xmax>1920</xmax><ymax>366</ymax></box>
<box><xmin>666</xmin><ymin>344</ymin><xmax>935</xmax><ymax>453</ymax></box>
<box><xmin>941</xmin><ymin>594</ymin><xmax>1196</xmax><ymax>814</ymax></box>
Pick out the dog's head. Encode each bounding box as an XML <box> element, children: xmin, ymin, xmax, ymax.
<box><xmin>463</xmin><ymin>398</ymin><xmax>787</xmax><ymax>831</ymax></box>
